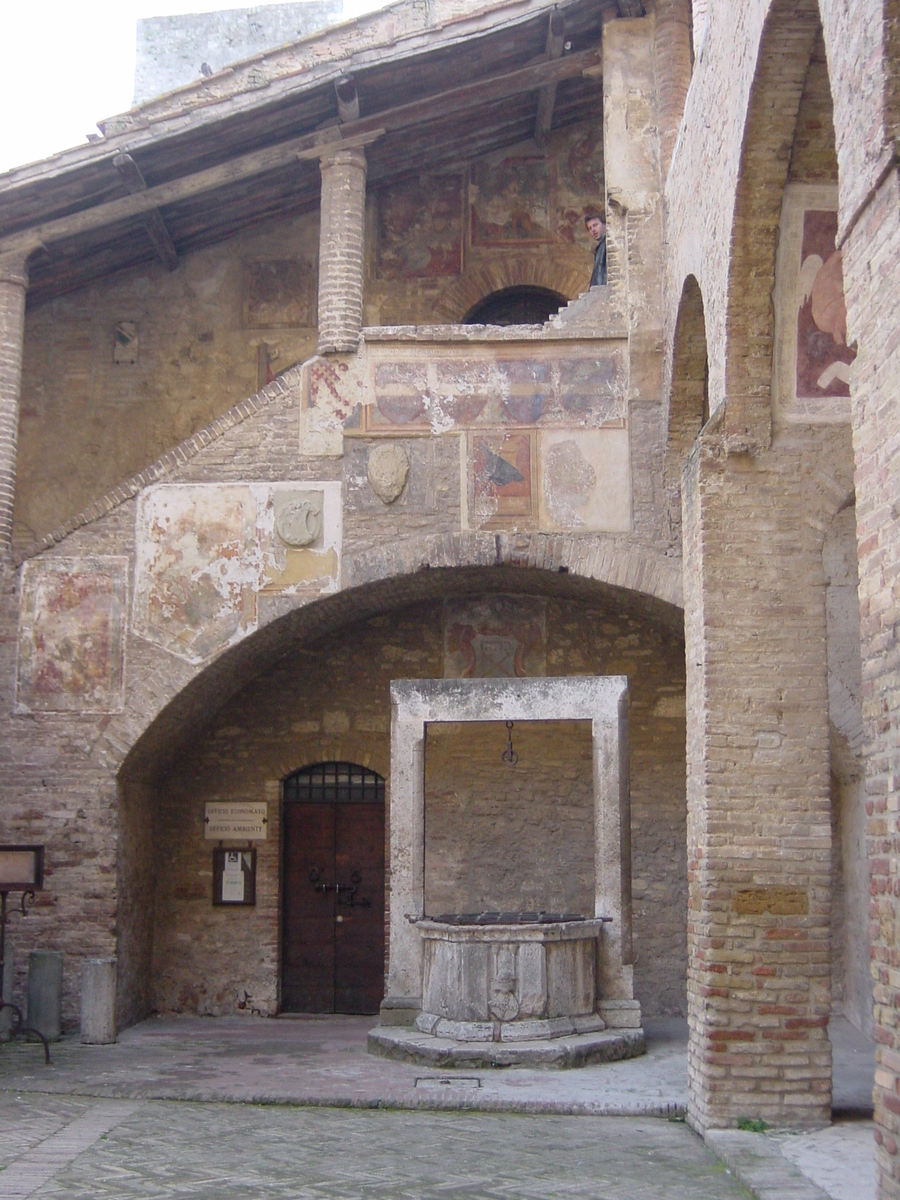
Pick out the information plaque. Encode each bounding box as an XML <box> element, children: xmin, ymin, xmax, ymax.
<box><xmin>204</xmin><ymin>802</ymin><xmax>267</xmax><ymax>840</ymax></box>
<box><xmin>212</xmin><ymin>848</ymin><xmax>256</xmax><ymax>906</ymax></box>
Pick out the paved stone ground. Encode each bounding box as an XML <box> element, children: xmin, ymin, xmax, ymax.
<box><xmin>0</xmin><ymin>1016</ymin><xmax>875</xmax><ymax>1199</ymax></box>
<box><xmin>0</xmin><ymin>1097</ymin><xmax>757</xmax><ymax>1200</ymax></box>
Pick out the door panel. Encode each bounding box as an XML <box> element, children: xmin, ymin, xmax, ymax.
<box><xmin>334</xmin><ymin>802</ymin><xmax>385</xmax><ymax>1014</ymax></box>
<box><xmin>282</xmin><ymin>802</ymin><xmax>335</xmax><ymax>1013</ymax></box>
<box><xmin>282</xmin><ymin>799</ymin><xmax>385</xmax><ymax>1014</ymax></box>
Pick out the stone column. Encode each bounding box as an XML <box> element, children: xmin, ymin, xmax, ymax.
<box><xmin>316</xmin><ymin>146</ymin><xmax>367</xmax><ymax>354</ymax></box>
<box><xmin>682</xmin><ymin>437</ymin><xmax>832</xmax><ymax>1131</ymax></box>
<box><xmin>0</xmin><ymin>252</ymin><xmax>28</xmax><ymax>554</ymax></box>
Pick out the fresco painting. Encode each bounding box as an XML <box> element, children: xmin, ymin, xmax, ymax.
<box><xmin>796</xmin><ymin>210</ymin><xmax>856</xmax><ymax>399</ymax></box>
<box><xmin>470</xmin><ymin>156</ymin><xmax>556</xmax><ymax>246</ymax></box>
<box><xmin>243</xmin><ymin>260</ymin><xmax>316</xmax><ymax>328</ymax></box>
<box><xmin>774</xmin><ymin>186</ymin><xmax>855</xmax><ymax>424</ymax></box>
<box><xmin>359</xmin><ymin>348</ymin><xmax>626</xmax><ymax>434</ymax></box>
<box><xmin>539</xmin><ymin>429</ymin><xmax>632</xmax><ymax>533</ymax></box>
<box><xmin>376</xmin><ymin>175</ymin><xmax>463</xmax><ymax>280</ymax></box>
<box><xmin>443</xmin><ymin>594</ymin><xmax>547</xmax><ymax>678</ymax></box>
<box><xmin>469</xmin><ymin>431</ymin><xmax>535</xmax><ymax>528</ymax></box>
<box><xmin>16</xmin><ymin>557</ymin><xmax>127</xmax><ymax>713</ymax></box>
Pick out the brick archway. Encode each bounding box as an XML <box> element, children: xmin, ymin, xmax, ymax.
<box><xmin>723</xmin><ymin>0</ymin><xmax>822</xmax><ymax>448</ymax></box>
<box><xmin>665</xmin><ymin>275</ymin><xmax>708</xmax><ymax>546</ymax></box>
<box><xmin>431</xmin><ymin>260</ymin><xmax>585</xmax><ymax>324</ymax></box>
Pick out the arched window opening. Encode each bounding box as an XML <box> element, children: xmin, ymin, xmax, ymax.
<box><xmin>283</xmin><ymin>760</ymin><xmax>385</xmax><ymax>804</ymax></box>
<box><xmin>463</xmin><ymin>286</ymin><xmax>567</xmax><ymax>327</ymax></box>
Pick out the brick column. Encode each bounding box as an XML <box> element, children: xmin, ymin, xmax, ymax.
<box><xmin>316</xmin><ymin>146</ymin><xmax>367</xmax><ymax>354</ymax></box>
<box><xmin>0</xmin><ymin>252</ymin><xmax>28</xmax><ymax>555</ymax></box>
<box><xmin>682</xmin><ymin>437</ymin><xmax>832</xmax><ymax>1131</ymax></box>
<box><xmin>654</xmin><ymin>0</ymin><xmax>692</xmax><ymax>179</ymax></box>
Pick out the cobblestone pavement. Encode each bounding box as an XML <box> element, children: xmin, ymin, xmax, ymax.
<box><xmin>0</xmin><ymin>1095</ymin><xmax>756</xmax><ymax>1200</ymax></box>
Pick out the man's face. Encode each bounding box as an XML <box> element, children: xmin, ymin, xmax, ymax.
<box><xmin>586</xmin><ymin>216</ymin><xmax>606</xmax><ymax>242</ymax></box>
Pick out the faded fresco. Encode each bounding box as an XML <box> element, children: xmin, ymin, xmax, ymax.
<box><xmin>470</xmin><ymin>156</ymin><xmax>556</xmax><ymax>246</ymax></box>
<box><xmin>468</xmin><ymin>431</ymin><xmax>535</xmax><ymax>529</ymax></box>
<box><xmin>243</xmin><ymin>260</ymin><xmax>316</xmax><ymax>328</ymax></box>
<box><xmin>774</xmin><ymin>185</ymin><xmax>856</xmax><ymax>423</ymax></box>
<box><xmin>375</xmin><ymin>175</ymin><xmax>463</xmax><ymax>280</ymax></box>
<box><xmin>133</xmin><ymin>483</ymin><xmax>341</xmax><ymax>663</ymax></box>
<box><xmin>16</xmin><ymin>557</ymin><xmax>127</xmax><ymax>713</ymax></box>
<box><xmin>358</xmin><ymin>346</ymin><xmax>627</xmax><ymax>435</ymax></box>
<box><xmin>539</xmin><ymin>429</ymin><xmax>632</xmax><ymax>533</ymax></box>
<box><xmin>443</xmin><ymin>594</ymin><xmax>547</xmax><ymax>678</ymax></box>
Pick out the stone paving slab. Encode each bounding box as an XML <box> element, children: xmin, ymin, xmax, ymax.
<box><xmin>771</xmin><ymin>1119</ymin><xmax>877</xmax><ymax>1200</ymax></box>
<box><xmin>0</xmin><ymin>1015</ymin><xmax>688</xmax><ymax>1116</ymax></box>
<box><xmin>0</xmin><ymin>1096</ymin><xmax>756</xmax><ymax>1200</ymax></box>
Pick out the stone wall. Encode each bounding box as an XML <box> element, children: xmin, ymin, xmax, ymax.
<box><xmin>424</xmin><ymin>720</ymin><xmax>595</xmax><ymax>917</ymax></box>
<box><xmin>16</xmin><ymin>211</ymin><xmax>320</xmax><ymax>550</ymax></box>
<box><xmin>16</xmin><ymin>117</ymin><xmax>605</xmax><ymax>555</ymax></box>
<box><xmin>148</xmin><ymin>594</ymin><xmax>686</xmax><ymax>1019</ymax></box>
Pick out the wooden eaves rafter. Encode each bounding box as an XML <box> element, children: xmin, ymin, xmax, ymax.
<box><xmin>1</xmin><ymin>43</ymin><xmax>602</xmax><ymax>258</ymax></box>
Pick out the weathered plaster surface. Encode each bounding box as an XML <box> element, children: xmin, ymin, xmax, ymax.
<box><xmin>132</xmin><ymin>482</ymin><xmax>340</xmax><ymax>663</ymax></box>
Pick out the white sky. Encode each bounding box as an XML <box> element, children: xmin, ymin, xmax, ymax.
<box><xmin>0</xmin><ymin>0</ymin><xmax>391</xmax><ymax>174</ymax></box>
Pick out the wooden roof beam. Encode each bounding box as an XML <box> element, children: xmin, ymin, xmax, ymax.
<box><xmin>113</xmin><ymin>153</ymin><xmax>178</xmax><ymax>270</ymax></box>
<box><xmin>2</xmin><ymin>45</ymin><xmax>600</xmax><ymax>258</ymax></box>
<box><xmin>535</xmin><ymin>9</ymin><xmax>566</xmax><ymax>145</ymax></box>
<box><xmin>334</xmin><ymin>75</ymin><xmax>360</xmax><ymax>123</ymax></box>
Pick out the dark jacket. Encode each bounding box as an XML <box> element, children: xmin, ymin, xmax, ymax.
<box><xmin>589</xmin><ymin>235</ymin><xmax>607</xmax><ymax>287</ymax></box>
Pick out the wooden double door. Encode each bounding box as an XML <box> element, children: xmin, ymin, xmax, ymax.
<box><xmin>282</xmin><ymin>791</ymin><xmax>385</xmax><ymax>1014</ymax></box>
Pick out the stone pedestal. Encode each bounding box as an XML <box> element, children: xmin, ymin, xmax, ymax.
<box><xmin>26</xmin><ymin>950</ymin><xmax>62</xmax><ymax>1041</ymax></box>
<box><xmin>81</xmin><ymin>958</ymin><xmax>117</xmax><ymax>1044</ymax></box>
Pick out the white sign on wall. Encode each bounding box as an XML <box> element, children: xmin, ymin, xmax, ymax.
<box><xmin>204</xmin><ymin>802</ymin><xmax>268</xmax><ymax>840</ymax></box>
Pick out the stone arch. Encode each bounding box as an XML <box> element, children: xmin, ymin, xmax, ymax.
<box><xmin>116</xmin><ymin>549</ymin><xmax>686</xmax><ymax>1022</ymax></box>
<box><xmin>665</xmin><ymin>274</ymin><xmax>708</xmax><ymax>546</ymax></box>
<box><xmin>431</xmin><ymin>260</ymin><xmax>585</xmax><ymax>324</ymax></box>
<box><xmin>723</xmin><ymin>0</ymin><xmax>823</xmax><ymax>447</ymax></box>
<box><xmin>114</xmin><ymin>531</ymin><xmax>684</xmax><ymax>784</ymax></box>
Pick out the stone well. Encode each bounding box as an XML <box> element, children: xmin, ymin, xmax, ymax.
<box><xmin>370</xmin><ymin>676</ymin><xmax>643</xmax><ymax>1066</ymax></box>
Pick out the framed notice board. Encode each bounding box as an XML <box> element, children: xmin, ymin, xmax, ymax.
<box><xmin>212</xmin><ymin>848</ymin><xmax>256</xmax><ymax>906</ymax></box>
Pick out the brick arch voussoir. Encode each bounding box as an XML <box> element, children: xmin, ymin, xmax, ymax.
<box><xmin>432</xmin><ymin>260</ymin><xmax>585</xmax><ymax>323</ymax></box>
<box><xmin>110</xmin><ymin>532</ymin><xmax>683</xmax><ymax>782</ymax></box>
<box><xmin>724</xmin><ymin>0</ymin><xmax>822</xmax><ymax>447</ymax></box>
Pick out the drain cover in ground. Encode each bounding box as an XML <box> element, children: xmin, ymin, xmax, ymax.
<box><xmin>415</xmin><ymin>1076</ymin><xmax>482</xmax><ymax>1088</ymax></box>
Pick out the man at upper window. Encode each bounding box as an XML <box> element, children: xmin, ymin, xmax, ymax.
<box><xmin>585</xmin><ymin>209</ymin><xmax>607</xmax><ymax>288</ymax></box>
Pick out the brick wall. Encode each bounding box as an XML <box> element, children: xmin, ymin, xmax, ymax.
<box><xmin>16</xmin><ymin>211</ymin><xmax>320</xmax><ymax>550</ymax></box>
<box><xmin>842</xmin><ymin>164</ymin><xmax>900</xmax><ymax>1197</ymax></box>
